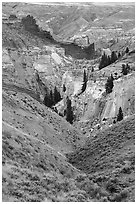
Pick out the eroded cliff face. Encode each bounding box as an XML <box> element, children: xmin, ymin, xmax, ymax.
<box><xmin>2</xmin><ymin>39</ymin><xmax>75</xmax><ymax>101</ymax></box>
<box><xmin>2</xmin><ymin>7</ymin><xmax>135</xmax><ymax>132</ymax></box>
<box><xmin>53</xmin><ymin>51</ymin><xmax>135</xmax><ymax>135</ymax></box>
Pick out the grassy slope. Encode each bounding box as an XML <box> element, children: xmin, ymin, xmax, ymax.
<box><xmin>67</xmin><ymin>115</ymin><xmax>135</xmax><ymax>172</ymax></box>
<box><xmin>67</xmin><ymin>116</ymin><xmax>135</xmax><ymax>201</ymax></box>
<box><xmin>2</xmin><ymin>86</ymin><xmax>85</xmax><ymax>202</ymax></box>
<box><xmin>2</xmin><ymin>88</ymin><xmax>84</xmax><ymax>154</ymax></box>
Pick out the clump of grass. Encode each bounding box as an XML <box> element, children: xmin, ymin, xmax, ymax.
<box><xmin>120</xmin><ymin>164</ymin><xmax>131</xmax><ymax>174</ymax></box>
<box><xmin>109</xmin><ymin>189</ymin><xmax>128</xmax><ymax>202</ymax></box>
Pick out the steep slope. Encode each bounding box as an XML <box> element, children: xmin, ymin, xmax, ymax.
<box><xmin>2</xmin><ymin>2</ymin><xmax>135</xmax><ymax>202</ymax></box>
<box><xmin>2</xmin><ymin>76</ymin><xmax>85</xmax><ymax>202</ymax></box>
<box><xmin>2</xmin><ymin>87</ymin><xmax>84</xmax><ymax>154</ymax></box>
<box><xmin>58</xmin><ymin>52</ymin><xmax>135</xmax><ymax>133</ymax></box>
<box><xmin>2</xmin><ymin>14</ymin><xmax>86</xmax><ymax>201</ymax></box>
<box><xmin>67</xmin><ymin>116</ymin><xmax>135</xmax><ymax>201</ymax></box>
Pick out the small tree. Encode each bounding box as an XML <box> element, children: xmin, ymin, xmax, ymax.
<box><xmin>66</xmin><ymin>96</ymin><xmax>74</xmax><ymax>124</ymax></box>
<box><xmin>117</xmin><ymin>107</ymin><xmax>123</xmax><ymax>122</ymax></box>
<box><xmin>50</xmin><ymin>90</ymin><xmax>54</xmax><ymax>106</ymax></box>
<box><xmin>121</xmin><ymin>64</ymin><xmax>127</xmax><ymax>75</ymax></box>
<box><xmin>105</xmin><ymin>75</ymin><xmax>114</xmax><ymax>94</ymax></box>
<box><xmin>121</xmin><ymin>64</ymin><xmax>130</xmax><ymax>75</ymax></box>
<box><xmin>35</xmin><ymin>72</ymin><xmax>40</xmax><ymax>82</ymax></box>
<box><xmin>125</xmin><ymin>47</ymin><xmax>129</xmax><ymax>53</ymax></box>
<box><xmin>110</xmin><ymin>73</ymin><xmax>114</xmax><ymax>81</ymax></box>
<box><xmin>83</xmin><ymin>69</ymin><xmax>87</xmax><ymax>82</ymax></box>
<box><xmin>21</xmin><ymin>15</ymin><xmax>39</xmax><ymax>32</ymax></box>
<box><xmin>99</xmin><ymin>52</ymin><xmax>109</xmax><ymax>70</ymax></box>
<box><xmin>111</xmin><ymin>51</ymin><xmax>118</xmax><ymax>63</ymax></box>
<box><xmin>118</xmin><ymin>52</ymin><xmax>121</xmax><ymax>58</ymax></box>
<box><xmin>126</xmin><ymin>63</ymin><xmax>130</xmax><ymax>72</ymax></box>
<box><xmin>63</xmin><ymin>84</ymin><xmax>66</xmax><ymax>92</ymax></box>
<box><xmin>53</xmin><ymin>86</ymin><xmax>61</xmax><ymax>104</ymax></box>
<box><xmin>81</xmin><ymin>69</ymin><xmax>87</xmax><ymax>93</ymax></box>
<box><xmin>44</xmin><ymin>92</ymin><xmax>52</xmax><ymax>107</ymax></box>
<box><xmin>108</xmin><ymin>55</ymin><xmax>111</xmax><ymax>65</ymax></box>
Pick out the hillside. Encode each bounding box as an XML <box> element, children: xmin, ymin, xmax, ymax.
<box><xmin>67</xmin><ymin>116</ymin><xmax>135</xmax><ymax>201</ymax></box>
<box><xmin>2</xmin><ymin>2</ymin><xmax>135</xmax><ymax>48</ymax></box>
<box><xmin>2</xmin><ymin>84</ymin><xmax>85</xmax><ymax>201</ymax></box>
<box><xmin>2</xmin><ymin>2</ymin><xmax>135</xmax><ymax>202</ymax></box>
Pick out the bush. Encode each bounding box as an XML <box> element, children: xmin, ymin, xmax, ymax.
<box><xmin>99</xmin><ymin>188</ymin><xmax>109</xmax><ymax>197</ymax></box>
<box><xmin>120</xmin><ymin>165</ymin><xmax>131</xmax><ymax>174</ymax></box>
<box><xmin>120</xmin><ymin>189</ymin><xmax>128</xmax><ymax>198</ymax></box>
<box><xmin>99</xmin><ymin>196</ymin><xmax>108</xmax><ymax>202</ymax></box>
<box><xmin>75</xmin><ymin>173</ymin><xmax>87</xmax><ymax>183</ymax></box>
<box><xmin>110</xmin><ymin>190</ymin><xmax>128</xmax><ymax>202</ymax></box>
<box><xmin>66</xmin><ymin>190</ymin><xmax>87</xmax><ymax>202</ymax></box>
<box><xmin>105</xmin><ymin>178</ymin><xmax>119</xmax><ymax>193</ymax></box>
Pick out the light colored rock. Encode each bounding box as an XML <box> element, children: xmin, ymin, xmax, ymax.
<box><xmin>51</xmin><ymin>52</ymin><xmax>62</xmax><ymax>65</ymax></box>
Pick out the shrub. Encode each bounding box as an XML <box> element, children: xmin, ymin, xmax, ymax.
<box><xmin>75</xmin><ymin>173</ymin><xmax>87</xmax><ymax>183</ymax></box>
<box><xmin>99</xmin><ymin>188</ymin><xmax>109</xmax><ymax>197</ymax></box>
<box><xmin>66</xmin><ymin>190</ymin><xmax>87</xmax><ymax>202</ymax></box>
<box><xmin>105</xmin><ymin>179</ymin><xmax>119</xmax><ymax>193</ymax></box>
<box><xmin>120</xmin><ymin>189</ymin><xmax>128</xmax><ymax>198</ymax></box>
<box><xmin>121</xmin><ymin>165</ymin><xmax>131</xmax><ymax>174</ymax></box>
<box><xmin>99</xmin><ymin>196</ymin><xmax>108</xmax><ymax>202</ymax></box>
<box><xmin>110</xmin><ymin>190</ymin><xmax>128</xmax><ymax>202</ymax></box>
